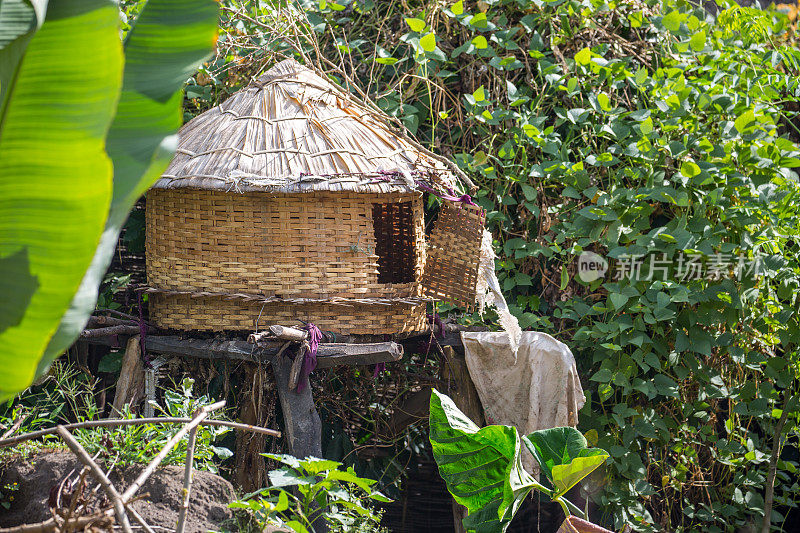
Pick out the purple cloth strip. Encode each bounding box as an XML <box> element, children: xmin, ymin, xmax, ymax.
<box><xmin>426</xmin><ymin>313</ymin><xmax>446</xmax><ymax>338</ymax></box>
<box><xmin>373</xmin><ymin>362</ymin><xmax>385</xmax><ymax>377</ymax></box>
<box><xmin>296</xmin><ymin>322</ymin><xmax>322</xmax><ymax>392</ymax></box>
<box><xmin>368</xmin><ymin>172</ymin><xmax>476</xmax><ymax>206</ymax></box>
<box><xmin>414</xmin><ymin>180</ymin><xmax>477</xmax><ymax>206</ymax></box>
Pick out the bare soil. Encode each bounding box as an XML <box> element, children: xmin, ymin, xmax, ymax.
<box><xmin>0</xmin><ymin>450</ymin><xmax>236</xmax><ymax>532</ymax></box>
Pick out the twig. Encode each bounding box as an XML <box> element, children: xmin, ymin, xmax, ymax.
<box><xmin>175</xmin><ymin>413</ymin><xmax>201</xmax><ymax>533</ymax></box>
<box><xmin>80</xmin><ymin>325</ymin><xmax>141</xmax><ymax>338</ymax></box>
<box><xmin>63</xmin><ymin>467</ymin><xmax>89</xmax><ymax>524</ymax></box>
<box><xmin>89</xmin><ymin>315</ymin><xmax>139</xmax><ymax>327</ymax></box>
<box><xmin>0</xmin><ymin>514</ymin><xmax>96</xmax><ymax>533</ymax></box>
<box><xmin>127</xmin><ymin>508</ymin><xmax>156</xmax><ymax>533</ymax></box>
<box><xmin>0</xmin><ymin>416</ymin><xmax>280</xmax><ymax>448</ymax></box>
<box><xmin>761</xmin><ymin>394</ymin><xmax>794</xmax><ymax>533</ymax></box>
<box><xmin>121</xmin><ymin>401</ymin><xmax>225</xmax><ymax>502</ymax></box>
<box><xmin>56</xmin><ymin>426</ymin><xmax>134</xmax><ymax>533</ymax></box>
<box><xmin>1</xmin><ymin>413</ymin><xmax>26</xmax><ymax>439</ymax></box>
<box><xmin>0</xmin><ymin>497</ymin><xmax>149</xmax><ymax>533</ymax></box>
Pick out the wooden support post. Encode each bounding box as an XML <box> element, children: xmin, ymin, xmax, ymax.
<box><xmin>271</xmin><ymin>354</ymin><xmax>323</xmax><ymax>460</ymax></box>
<box><xmin>234</xmin><ymin>365</ymin><xmax>270</xmax><ymax>492</ymax></box>
<box><xmin>271</xmin><ymin>353</ymin><xmax>329</xmax><ymax>533</ymax></box>
<box><xmin>440</xmin><ymin>345</ymin><xmax>485</xmax><ymax>533</ymax></box>
<box><xmin>112</xmin><ymin>336</ymin><xmax>145</xmax><ymax>414</ymax></box>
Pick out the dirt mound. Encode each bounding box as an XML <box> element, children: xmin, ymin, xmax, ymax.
<box><xmin>0</xmin><ymin>450</ymin><xmax>236</xmax><ymax>532</ymax></box>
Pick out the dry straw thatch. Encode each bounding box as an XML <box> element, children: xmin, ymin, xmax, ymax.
<box><xmin>156</xmin><ymin>59</ymin><xmax>458</xmax><ymax>195</ymax></box>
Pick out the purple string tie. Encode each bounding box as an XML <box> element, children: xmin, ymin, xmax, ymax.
<box><xmin>296</xmin><ymin>323</ymin><xmax>322</xmax><ymax>392</ymax></box>
<box><xmin>414</xmin><ymin>180</ymin><xmax>477</xmax><ymax>205</ymax></box>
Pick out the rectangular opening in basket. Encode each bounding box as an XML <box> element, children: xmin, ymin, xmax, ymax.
<box><xmin>372</xmin><ymin>201</ymin><xmax>416</xmax><ymax>284</ymax></box>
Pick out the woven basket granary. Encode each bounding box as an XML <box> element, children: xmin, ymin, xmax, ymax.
<box><xmin>145</xmin><ymin>59</ymin><xmax>480</xmax><ymax>335</ymax></box>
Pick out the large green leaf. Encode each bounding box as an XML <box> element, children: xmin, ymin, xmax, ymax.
<box><xmin>0</xmin><ymin>0</ymin><xmax>123</xmax><ymax>399</ymax></box>
<box><xmin>429</xmin><ymin>389</ymin><xmax>536</xmax><ymax>533</ymax></box>
<box><xmin>550</xmin><ymin>452</ymin><xmax>609</xmax><ymax>498</ymax></box>
<box><xmin>40</xmin><ymin>0</ymin><xmax>218</xmax><ymax>375</ymax></box>
<box><xmin>0</xmin><ymin>0</ymin><xmax>48</xmax><ymax>114</ymax></box>
<box><xmin>523</xmin><ymin>427</ymin><xmax>608</xmax><ymax>497</ymax></box>
<box><xmin>522</xmin><ymin>427</ymin><xmax>588</xmax><ymax>482</ymax></box>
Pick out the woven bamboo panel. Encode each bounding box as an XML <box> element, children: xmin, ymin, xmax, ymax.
<box><xmin>146</xmin><ymin>189</ymin><xmax>427</xmax><ymax>332</ymax></box>
<box><xmin>421</xmin><ymin>202</ymin><xmax>485</xmax><ymax>308</ymax></box>
<box><xmin>149</xmin><ymin>293</ymin><xmax>426</xmax><ymax>335</ymax></box>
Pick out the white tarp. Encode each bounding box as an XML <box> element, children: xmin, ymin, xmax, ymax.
<box><xmin>461</xmin><ymin>330</ymin><xmax>585</xmax><ymax>474</ymax></box>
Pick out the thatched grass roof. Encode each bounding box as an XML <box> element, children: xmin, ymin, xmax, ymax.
<box><xmin>155</xmin><ymin>59</ymin><xmax>457</xmax><ymax>194</ymax></box>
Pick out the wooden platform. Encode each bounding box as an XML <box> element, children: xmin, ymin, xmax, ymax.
<box><xmin>83</xmin><ymin>334</ymin><xmax>404</xmax><ymax>368</ymax></box>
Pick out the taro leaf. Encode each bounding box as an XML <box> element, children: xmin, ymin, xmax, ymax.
<box><xmin>522</xmin><ymin>427</ymin><xmax>608</xmax><ymax>496</ymax></box>
<box><xmin>40</xmin><ymin>0</ymin><xmax>219</xmax><ymax>378</ymax></box>
<box><xmin>550</xmin><ymin>450</ymin><xmax>609</xmax><ymax>498</ymax></box>
<box><xmin>429</xmin><ymin>389</ymin><xmax>536</xmax><ymax>533</ymax></box>
<box><xmin>0</xmin><ymin>0</ymin><xmax>122</xmax><ymax>400</ymax></box>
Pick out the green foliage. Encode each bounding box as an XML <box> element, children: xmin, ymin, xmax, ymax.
<box><xmin>0</xmin><ymin>481</ymin><xmax>19</xmax><ymax>510</ymax></box>
<box><xmin>80</xmin><ymin>377</ymin><xmax>233</xmax><ymax>473</ymax></box>
<box><xmin>193</xmin><ymin>0</ymin><xmax>800</xmax><ymax>529</ymax></box>
<box><xmin>429</xmin><ymin>389</ymin><xmax>608</xmax><ymax>531</ymax></box>
<box><xmin>230</xmin><ymin>454</ymin><xmax>390</xmax><ymax>533</ymax></box>
<box><xmin>0</xmin><ymin>369</ymin><xmax>231</xmax><ymax>472</ymax></box>
<box><xmin>0</xmin><ymin>0</ymin><xmax>218</xmax><ymax>400</ymax></box>
<box><xmin>523</xmin><ymin>427</ymin><xmax>608</xmax><ymax>498</ymax></box>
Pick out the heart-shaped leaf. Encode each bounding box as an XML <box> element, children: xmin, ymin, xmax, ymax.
<box><xmin>550</xmin><ymin>450</ymin><xmax>609</xmax><ymax>497</ymax></box>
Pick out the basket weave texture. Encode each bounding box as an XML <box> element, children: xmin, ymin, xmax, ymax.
<box><xmin>421</xmin><ymin>202</ymin><xmax>485</xmax><ymax>309</ymax></box>
<box><xmin>146</xmin><ymin>188</ymin><xmax>427</xmax><ymax>334</ymax></box>
<box><xmin>148</xmin><ymin>293</ymin><xmax>426</xmax><ymax>335</ymax></box>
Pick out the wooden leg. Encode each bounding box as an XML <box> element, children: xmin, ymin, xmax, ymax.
<box><xmin>272</xmin><ymin>353</ymin><xmax>323</xmax><ymax>459</ymax></box>
<box><xmin>272</xmin><ymin>353</ymin><xmax>328</xmax><ymax>532</ymax></box>
<box><xmin>235</xmin><ymin>364</ymin><xmax>269</xmax><ymax>492</ymax></box>
<box><xmin>112</xmin><ymin>335</ymin><xmax>145</xmax><ymax>414</ymax></box>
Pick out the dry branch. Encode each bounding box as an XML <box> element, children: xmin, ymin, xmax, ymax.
<box><xmin>80</xmin><ymin>325</ymin><xmax>141</xmax><ymax>338</ymax></box>
<box><xmin>0</xmin><ymin>417</ymin><xmax>280</xmax><ymax>448</ymax></box>
<box><xmin>175</xmin><ymin>420</ymin><xmax>199</xmax><ymax>533</ymax></box>
<box><xmin>56</xmin><ymin>426</ymin><xmax>134</xmax><ymax>533</ymax></box>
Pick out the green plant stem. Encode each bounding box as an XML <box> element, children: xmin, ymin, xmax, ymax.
<box><xmin>560</xmin><ymin>496</ymin><xmax>587</xmax><ymax>520</ymax></box>
<box><xmin>554</xmin><ymin>496</ymin><xmax>571</xmax><ymax>518</ymax></box>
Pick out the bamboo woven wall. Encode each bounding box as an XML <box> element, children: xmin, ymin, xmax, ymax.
<box><xmin>148</xmin><ymin>293</ymin><xmax>426</xmax><ymax>335</ymax></box>
<box><xmin>145</xmin><ymin>189</ymin><xmax>427</xmax><ymax>334</ymax></box>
